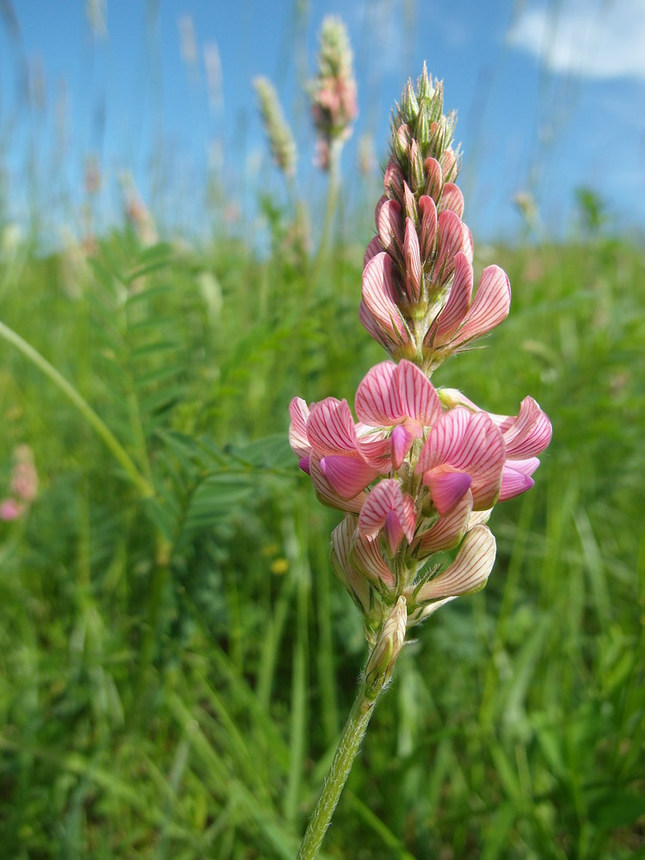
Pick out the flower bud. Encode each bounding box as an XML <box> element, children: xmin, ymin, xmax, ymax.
<box><xmin>364</xmin><ymin>595</ymin><xmax>407</xmax><ymax>697</ymax></box>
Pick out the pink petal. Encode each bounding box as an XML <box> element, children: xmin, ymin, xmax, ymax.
<box><xmin>417</xmin><ymin>408</ymin><xmax>505</xmax><ymax>510</ymax></box>
<box><xmin>363</xmin><ymin>236</ymin><xmax>384</xmax><ymax>267</ymax></box>
<box><xmin>361</xmin><ymin>253</ymin><xmax>412</xmax><ymax>347</ymax></box>
<box><xmin>310</xmin><ymin>454</ymin><xmax>366</xmax><ymax>513</ymax></box>
<box><xmin>404</xmin><ymin>218</ymin><xmax>422</xmax><ymax>301</ymax></box>
<box><xmin>288</xmin><ymin>397</ymin><xmax>311</xmax><ymax>458</ymax></box>
<box><xmin>418</xmin><ymin>194</ymin><xmax>438</xmax><ymax>260</ymax></box>
<box><xmin>423</xmin><ymin>465</ymin><xmax>472</xmax><ymax>515</ymax></box>
<box><xmin>501</xmin><ymin>397</ymin><xmax>552</xmax><ymax>458</ymax></box>
<box><xmin>307</xmin><ymin>398</ymin><xmax>357</xmax><ymax>455</ymax></box>
<box><xmin>424</xmin><ymin>156</ymin><xmax>443</xmax><ymax>201</ymax></box>
<box><xmin>451</xmin><ymin>265</ymin><xmax>511</xmax><ymax>347</ymax></box>
<box><xmin>358</xmin><ymin>479</ymin><xmax>416</xmax><ymax>553</ymax></box>
<box><xmin>440</xmin><ymin>182</ymin><xmax>464</xmax><ymax>217</ymax></box>
<box><xmin>330</xmin><ymin>517</ymin><xmax>372</xmax><ymax>611</ymax></box>
<box><xmin>353</xmin><ymin>532</ymin><xmax>396</xmax><ymax>586</ymax></box>
<box><xmin>391</xmin><ymin>424</ymin><xmax>415</xmax><ymax>469</ymax></box>
<box><xmin>394</xmin><ymin>360</ymin><xmax>443</xmax><ymax>425</ymax></box>
<box><xmin>433</xmin><ymin>252</ymin><xmax>473</xmax><ymax>344</ymax></box>
<box><xmin>430</xmin><ymin>210</ymin><xmax>466</xmax><ymax>285</ymax></box>
<box><xmin>377</xmin><ymin>198</ymin><xmax>404</xmax><ymax>257</ymax></box>
<box><xmin>416</xmin><ymin>491</ymin><xmax>473</xmax><ymax>556</ymax></box>
<box><xmin>416</xmin><ymin>524</ymin><xmax>496</xmax><ymax>602</ymax></box>
<box><xmin>384</xmin><ymin>158</ymin><xmax>404</xmax><ymax>201</ymax></box>
<box><xmin>321</xmin><ymin>454</ymin><xmax>380</xmax><ymax>499</ymax></box>
<box><xmin>498</xmin><ymin>459</ymin><xmax>539</xmax><ymax>502</ymax></box>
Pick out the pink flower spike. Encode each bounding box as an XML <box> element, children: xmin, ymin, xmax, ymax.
<box><xmin>439</xmin><ymin>182</ymin><xmax>464</xmax><ymax>217</ymax></box>
<box><xmin>358</xmin><ymin>479</ymin><xmax>416</xmax><ymax>553</ymax></box>
<box><xmin>320</xmin><ymin>455</ymin><xmax>380</xmax><ymax>499</ymax></box>
<box><xmin>416</xmin><ymin>524</ymin><xmax>497</xmax><ymax>602</ymax></box>
<box><xmin>423</xmin><ymin>464</ymin><xmax>472</xmax><ymax>515</ymax></box>
<box><xmin>433</xmin><ymin>252</ymin><xmax>473</xmax><ymax>344</ymax></box>
<box><xmin>450</xmin><ymin>265</ymin><xmax>511</xmax><ymax>347</ymax></box>
<box><xmin>288</xmin><ymin>397</ymin><xmax>312</xmax><ymax>459</ymax></box>
<box><xmin>403</xmin><ymin>218</ymin><xmax>422</xmax><ymax>301</ymax></box>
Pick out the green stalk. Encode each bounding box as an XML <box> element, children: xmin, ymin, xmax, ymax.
<box><xmin>309</xmin><ymin>138</ymin><xmax>342</xmax><ymax>289</ymax></box>
<box><xmin>296</xmin><ymin>632</ymin><xmax>399</xmax><ymax>860</ymax></box>
<box><xmin>0</xmin><ymin>319</ymin><xmax>154</xmax><ymax>500</ymax></box>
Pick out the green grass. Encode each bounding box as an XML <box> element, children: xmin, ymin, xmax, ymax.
<box><xmin>1</xmin><ymin>216</ymin><xmax>644</xmax><ymax>859</ymax></box>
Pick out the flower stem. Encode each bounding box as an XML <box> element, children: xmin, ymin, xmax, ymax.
<box><xmin>295</xmin><ymin>652</ymin><xmax>391</xmax><ymax>859</ymax></box>
<box><xmin>309</xmin><ymin>139</ymin><xmax>341</xmax><ymax>289</ymax></box>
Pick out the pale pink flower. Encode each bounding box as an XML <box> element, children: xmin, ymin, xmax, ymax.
<box><xmin>0</xmin><ymin>498</ymin><xmax>24</xmax><ymax>521</ymax></box>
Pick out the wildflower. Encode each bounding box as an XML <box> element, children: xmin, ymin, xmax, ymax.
<box><xmin>289</xmin><ymin>65</ymin><xmax>551</xmax><ymax>644</ymax></box>
<box><xmin>1</xmin><ymin>445</ymin><xmax>38</xmax><ymax>522</ymax></box>
<box><xmin>310</xmin><ymin>17</ymin><xmax>358</xmax><ymax>170</ymax></box>
<box><xmin>253</xmin><ymin>77</ymin><xmax>297</xmax><ymax>178</ymax></box>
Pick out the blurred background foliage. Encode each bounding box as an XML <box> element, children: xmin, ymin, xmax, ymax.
<box><xmin>1</xmin><ymin>2</ymin><xmax>644</xmax><ymax>859</ymax></box>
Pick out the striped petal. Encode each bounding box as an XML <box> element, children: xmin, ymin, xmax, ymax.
<box><xmin>424</xmin><ymin>156</ymin><xmax>443</xmax><ymax>201</ymax></box>
<box><xmin>416</xmin><ymin>490</ymin><xmax>473</xmax><ymax>556</ymax></box>
<box><xmin>497</xmin><ymin>397</ymin><xmax>552</xmax><ymax>458</ymax></box>
<box><xmin>439</xmin><ymin>182</ymin><xmax>464</xmax><ymax>217</ymax></box>
<box><xmin>361</xmin><ymin>253</ymin><xmax>413</xmax><ymax>347</ymax></box>
<box><xmin>288</xmin><ymin>397</ymin><xmax>311</xmax><ymax>458</ymax></box>
<box><xmin>418</xmin><ymin>194</ymin><xmax>438</xmax><ymax>260</ymax></box>
<box><xmin>433</xmin><ymin>252</ymin><xmax>473</xmax><ymax>344</ymax></box>
<box><xmin>330</xmin><ymin>517</ymin><xmax>372</xmax><ymax>611</ymax></box>
<box><xmin>417</xmin><ymin>408</ymin><xmax>505</xmax><ymax>510</ymax></box>
<box><xmin>352</xmin><ymin>531</ymin><xmax>396</xmax><ymax>586</ymax></box>
<box><xmin>377</xmin><ymin>199</ymin><xmax>404</xmax><ymax>257</ymax></box>
<box><xmin>307</xmin><ymin>398</ymin><xmax>357</xmax><ymax>455</ymax></box>
<box><xmin>358</xmin><ymin>479</ymin><xmax>416</xmax><ymax>553</ymax></box>
<box><xmin>355</xmin><ymin>359</ymin><xmax>442</xmax><ymax>427</ymax></box>
<box><xmin>450</xmin><ymin>265</ymin><xmax>510</xmax><ymax>346</ymax></box>
<box><xmin>430</xmin><ymin>210</ymin><xmax>467</xmax><ymax>285</ymax></box>
<box><xmin>416</xmin><ymin>524</ymin><xmax>496</xmax><ymax>602</ymax></box>
<box><xmin>391</xmin><ymin>424</ymin><xmax>415</xmax><ymax>469</ymax></box>
<box><xmin>404</xmin><ymin>218</ymin><xmax>422</xmax><ymax>301</ymax></box>
<box><xmin>363</xmin><ymin>236</ymin><xmax>384</xmax><ymax>267</ymax></box>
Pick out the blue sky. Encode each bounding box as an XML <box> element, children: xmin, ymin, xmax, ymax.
<box><xmin>1</xmin><ymin>0</ymin><xmax>644</xmax><ymax>244</ymax></box>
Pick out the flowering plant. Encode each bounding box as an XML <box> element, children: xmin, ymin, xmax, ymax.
<box><xmin>291</xmin><ymin>65</ymin><xmax>551</xmax><ymax>859</ymax></box>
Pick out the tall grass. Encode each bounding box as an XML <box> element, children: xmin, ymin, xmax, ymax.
<box><xmin>1</xmin><ymin>205</ymin><xmax>644</xmax><ymax>857</ymax></box>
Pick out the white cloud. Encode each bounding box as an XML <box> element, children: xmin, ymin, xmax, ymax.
<box><xmin>507</xmin><ymin>0</ymin><xmax>645</xmax><ymax>80</ymax></box>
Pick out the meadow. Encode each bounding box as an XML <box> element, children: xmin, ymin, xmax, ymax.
<box><xmin>1</xmin><ymin>11</ymin><xmax>645</xmax><ymax>859</ymax></box>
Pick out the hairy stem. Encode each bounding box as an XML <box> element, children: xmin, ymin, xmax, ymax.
<box><xmin>295</xmin><ymin>647</ymin><xmax>393</xmax><ymax>860</ymax></box>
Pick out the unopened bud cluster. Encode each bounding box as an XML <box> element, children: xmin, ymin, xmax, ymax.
<box><xmin>289</xmin><ymin>67</ymin><xmax>551</xmax><ymax>649</ymax></box>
